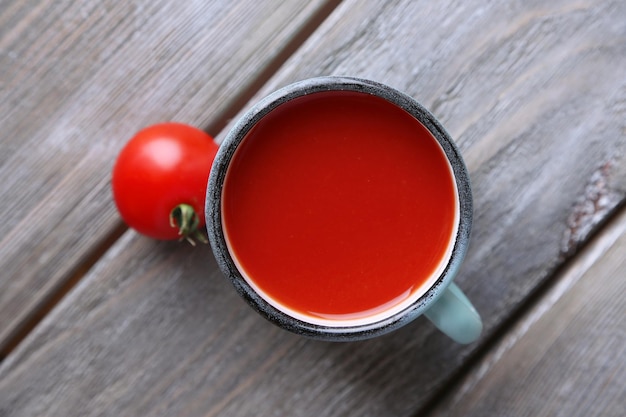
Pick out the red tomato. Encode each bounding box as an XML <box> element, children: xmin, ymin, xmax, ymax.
<box><xmin>112</xmin><ymin>122</ymin><xmax>219</xmax><ymax>243</ymax></box>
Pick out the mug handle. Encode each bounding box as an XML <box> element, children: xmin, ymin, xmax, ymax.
<box><xmin>424</xmin><ymin>282</ymin><xmax>482</xmax><ymax>344</ymax></box>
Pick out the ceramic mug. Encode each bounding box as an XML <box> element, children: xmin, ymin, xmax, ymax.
<box><xmin>206</xmin><ymin>76</ymin><xmax>482</xmax><ymax>343</ymax></box>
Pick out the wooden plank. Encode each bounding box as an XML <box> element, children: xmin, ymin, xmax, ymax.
<box><xmin>426</xmin><ymin>206</ymin><xmax>626</xmax><ymax>417</ymax></box>
<box><xmin>1</xmin><ymin>0</ymin><xmax>625</xmax><ymax>416</ymax></box>
<box><xmin>0</xmin><ymin>0</ymin><xmax>337</xmax><ymax>353</ymax></box>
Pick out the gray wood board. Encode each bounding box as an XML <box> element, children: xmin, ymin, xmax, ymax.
<box><xmin>427</xmin><ymin>207</ymin><xmax>626</xmax><ymax>417</ymax></box>
<box><xmin>1</xmin><ymin>0</ymin><xmax>625</xmax><ymax>416</ymax></box>
<box><xmin>0</xmin><ymin>0</ymin><xmax>335</xmax><ymax>352</ymax></box>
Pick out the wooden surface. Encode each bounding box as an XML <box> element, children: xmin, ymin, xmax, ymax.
<box><xmin>1</xmin><ymin>0</ymin><xmax>625</xmax><ymax>416</ymax></box>
<box><xmin>429</xmin><ymin>207</ymin><xmax>626</xmax><ymax>417</ymax></box>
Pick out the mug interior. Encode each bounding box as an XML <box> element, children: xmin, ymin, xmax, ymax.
<box><xmin>207</xmin><ymin>77</ymin><xmax>472</xmax><ymax>340</ymax></box>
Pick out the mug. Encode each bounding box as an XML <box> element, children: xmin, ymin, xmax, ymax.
<box><xmin>206</xmin><ymin>76</ymin><xmax>482</xmax><ymax>343</ymax></box>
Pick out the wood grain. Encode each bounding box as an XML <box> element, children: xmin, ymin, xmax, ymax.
<box><xmin>1</xmin><ymin>0</ymin><xmax>625</xmax><ymax>416</ymax></box>
<box><xmin>0</xmin><ymin>0</ymin><xmax>336</xmax><ymax>353</ymax></box>
<box><xmin>427</xmin><ymin>206</ymin><xmax>626</xmax><ymax>417</ymax></box>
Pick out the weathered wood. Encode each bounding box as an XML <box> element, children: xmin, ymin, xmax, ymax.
<box><xmin>1</xmin><ymin>0</ymin><xmax>625</xmax><ymax>416</ymax></box>
<box><xmin>426</xmin><ymin>206</ymin><xmax>626</xmax><ymax>417</ymax></box>
<box><xmin>0</xmin><ymin>0</ymin><xmax>337</xmax><ymax>353</ymax></box>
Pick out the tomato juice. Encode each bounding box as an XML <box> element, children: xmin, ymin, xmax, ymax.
<box><xmin>222</xmin><ymin>91</ymin><xmax>458</xmax><ymax>325</ymax></box>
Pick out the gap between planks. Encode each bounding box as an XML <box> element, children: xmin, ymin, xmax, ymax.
<box><xmin>0</xmin><ymin>0</ymin><xmax>343</xmax><ymax>363</ymax></box>
<box><xmin>0</xmin><ymin>221</ymin><xmax>127</xmax><ymax>361</ymax></box>
<box><xmin>416</xmin><ymin>200</ymin><xmax>626</xmax><ymax>417</ymax></box>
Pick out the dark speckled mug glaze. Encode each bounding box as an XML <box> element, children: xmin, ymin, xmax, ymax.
<box><xmin>206</xmin><ymin>77</ymin><xmax>482</xmax><ymax>343</ymax></box>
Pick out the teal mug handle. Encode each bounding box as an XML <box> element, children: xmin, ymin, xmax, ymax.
<box><xmin>424</xmin><ymin>282</ymin><xmax>482</xmax><ymax>344</ymax></box>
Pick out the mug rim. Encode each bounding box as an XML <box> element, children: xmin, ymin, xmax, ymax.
<box><xmin>206</xmin><ymin>76</ymin><xmax>472</xmax><ymax>341</ymax></box>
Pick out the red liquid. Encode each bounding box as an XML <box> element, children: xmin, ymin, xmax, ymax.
<box><xmin>223</xmin><ymin>91</ymin><xmax>456</xmax><ymax>320</ymax></box>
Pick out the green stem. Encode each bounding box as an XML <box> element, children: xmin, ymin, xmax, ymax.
<box><xmin>169</xmin><ymin>203</ymin><xmax>208</xmax><ymax>246</ymax></box>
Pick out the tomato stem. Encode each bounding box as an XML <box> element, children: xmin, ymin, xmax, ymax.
<box><xmin>169</xmin><ymin>203</ymin><xmax>208</xmax><ymax>246</ymax></box>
